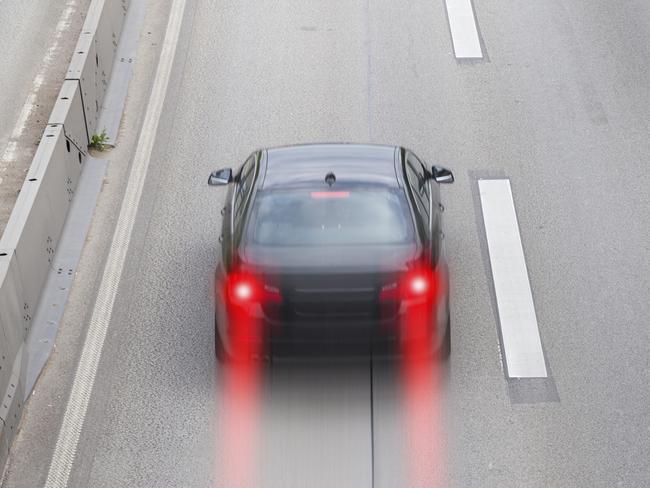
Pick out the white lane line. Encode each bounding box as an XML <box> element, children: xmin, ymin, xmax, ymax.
<box><xmin>43</xmin><ymin>0</ymin><xmax>187</xmax><ymax>486</ymax></box>
<box><xmin>479</xmin><ymin>179</ymin><xmax>547</xmax><ymax>378</ymax></box>
<box><xmin>444</xmin><ymin>0</ymin><xmax>483</xmax><ymax>59</ymax></box>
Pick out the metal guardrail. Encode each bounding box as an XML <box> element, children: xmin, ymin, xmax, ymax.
<box><xmin>0</xmin><ymin>0</ymin><xmax>131</xmax><ymax>468</ymax></box>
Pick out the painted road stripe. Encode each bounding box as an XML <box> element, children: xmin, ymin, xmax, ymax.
<box><xmin>479</xmin><ymin>179</ymin><xmax>547</xmax><ymax>378</ymax></box>
<box><xmin>444</xmin><ymin>0</ymin><xmax>483</xmax><ymax>59</ymax></box>
<box><xmin>43</xmin><ymin>0</ymin><xmax>187</xmax><ymax>486</ymax></box>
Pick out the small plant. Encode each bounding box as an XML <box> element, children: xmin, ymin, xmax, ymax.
<box><xmin>89</xmin><ymin>129</ymin><xmax>109</xmax><ymax>151</ymax></box>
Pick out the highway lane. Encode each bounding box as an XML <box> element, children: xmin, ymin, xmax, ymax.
<box><xmin>0</xmin><ymin>0</ymin><xmax>88</xmax><ymax>234</ymax></box>
<box><xmin>3</xmin><ymin>0</ymin><xmax>650</xmax><ymax>486</ymax></box>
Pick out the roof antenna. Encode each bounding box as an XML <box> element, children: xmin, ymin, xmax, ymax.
<box><xmin>325</xmin><ymin>172</ymin><xmax>336</xmax><ymax>187</ymax></box>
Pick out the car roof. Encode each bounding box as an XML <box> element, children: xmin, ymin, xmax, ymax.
<box><xmin>261</xmin><ymin>143</ymin><xmax>399</xmax><ymax>190</ymax></box>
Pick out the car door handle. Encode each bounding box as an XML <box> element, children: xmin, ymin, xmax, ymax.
<box><xmin>221</xmin><ymin>207</ymin><xmax>226</xmax><ymax>216</ymax></box>
<box><xmin>439</xmin><ymin>203</ymin><xmax>445</xmax><ymax>212</ymax></box>
<box><xmin>218</xmin><ymin>235</ymin><xmax>224</xmax><ymax>243</ymax></box>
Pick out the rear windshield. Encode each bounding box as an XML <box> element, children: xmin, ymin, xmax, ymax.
<box><xmin>247</xmin><ymin>188</ymin><xmax>414</xmax><ymax>246</ymax></box>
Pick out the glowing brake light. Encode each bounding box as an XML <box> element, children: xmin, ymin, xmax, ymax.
<box><xmin>226</xmin><ymin>272</ymin><xmax>281</xmax><ymax>306</ymax></box>
<box><xmin>232</xmin><ymin>281</ymin><xmax>254</xmax><ymax>301</ymax></box>
<box><xmin>405</xmin><ymin>270</ymin><xmax>437</xmax><ymax>300</ymax></box>
<box><xmin>408</xmin><ymin>274</ymin><xmax>430</xmax><ymax>296</ymax></box>
<box><xmin>310</xmin><ymin>191</ymin><xmax>350</xmax><ymax>199</ymax></box>
<box><xmin>380</xmin><ymin>269</ymin><xmax>439</xmax><ymax>302</ymax></box>
<box><xmin>227</xmin><ymin>274</ymin><xmax>258</xmax><ymax>305</ymax></box>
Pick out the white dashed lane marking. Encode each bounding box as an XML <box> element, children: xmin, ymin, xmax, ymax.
<box><xmin>479</xmin><ymin>179</ymin><xmax>547</xmax><ymax>378</ymax></box>
<box><xmin>444</xmin><ymin>0</ymin><xmax>483</xmax><ymax>59</ymax></box>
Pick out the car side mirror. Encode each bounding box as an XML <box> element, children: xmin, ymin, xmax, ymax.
<box><xmin>208</xmin><ymin>168</ymin><xmax>232</xmax><ymax>186</ymax></box>
<box><xmin>431</xmin><ymin>165</ymin><xmax>454</xmax><ymax>184</ymax></box>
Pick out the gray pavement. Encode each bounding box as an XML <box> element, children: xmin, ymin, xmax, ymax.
<box><xmin>2</xmin><ymin>0</ymin><xmax>650</xmax><ymax>487</ymax></box>
<box><xmin>0</xmin><ymin>0</ymin><xmax>89</xmax><ymax>235</ymax></box>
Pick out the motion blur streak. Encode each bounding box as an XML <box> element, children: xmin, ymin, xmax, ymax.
<box><xmin>216</xmin><ymin>309</ymin><xmax>263</xmax><ymax>488</ymax></box>
<box><xmin>400</xmin><ymin>291</ymin><xmax>446</xmax><ymax>487</ymax></box>
<box><xmin>217</xmin><ymin>362</ymin><xmax>262</xmax><ymax>488</ymax></box>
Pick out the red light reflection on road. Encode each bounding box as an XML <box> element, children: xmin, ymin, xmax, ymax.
<box><xmin>214</xmin><ymin>264</ymin><xmax>447</xmax><ymax>487</ymax></box>
<box><xmin>215</xmin><ymin>305</ymin><xmax>263</xmax><ymax>488</ymax></box>
<box><xmin>399</xmin><ymin>278</ymin><xmax>446</xmax><ymax>488</ymax></box>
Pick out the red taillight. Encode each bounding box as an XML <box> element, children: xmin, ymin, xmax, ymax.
<box><xmin>229</xmin><ymin>276</ymin><xmax>257</xmax><ymax>303</ymax></box>
<box><xmin>225</xmin><ymin>272</ymin><xmax>281</xmax><ymax>306</ymax></box>
<box><xmin>380</xmin><ymin>269</ymin><xmax>439</xmax><ymax>302</ymax></box>
<box><xmin>405</xmin><ymin>270</ymin><xmax>434</xmax><ymax>298</ymax></box>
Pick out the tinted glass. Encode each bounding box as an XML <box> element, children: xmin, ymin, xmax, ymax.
<box><xmin>249</xmin><ymin>188</ymin><xmax>413</xmax><ymax>246</ymax></box>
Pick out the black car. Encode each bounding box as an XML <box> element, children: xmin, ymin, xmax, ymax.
<box><xmin>208</xmin><ymin>143</ymin><xmax>454</xmax><ymax>362</ymax></box>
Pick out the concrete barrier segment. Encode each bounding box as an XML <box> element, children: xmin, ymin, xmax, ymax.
<box><xmin>0</xmin><ymin>0</ymin><xmax>132</xmax><ymax>471</ymax></box>
<box><xmin>48</xmin><ymin>80</ymin><xmax>89</xmax><ymax>154</ymax></box>
<box><xmin>0</xmin><ymin>253</ymin><xmax>27</xmax><ymax>376</ymax></box>
<box><xmin>0</xmin><ymin>253</ymin><xmax>23</xmax><ymax>410</ymax></box>
<box><xmin>67</xmin><ymin>0</ymin><xmax>129</xmax><ymax>145</ymax></box>
<box><xmin>68</xmin><ymin>32</ymin><xmax>100</xmax><ymax>141</ymax></box>
<box><xmin>0</xmin><ymin>344</ymin><xmax>26</xmax><ymax>470</ymax></box>
<box><xmin>0</xmin><ymin>126</ymin><xmax>76</xmax><ymax>345</ymax></box>
<box><xmin>0</xmin><ymin>344</ymin><xmax>24</xmax><ymax>424</ymax></box>
<box><xmin>0</xmin><ymin>313</ymin><xmax>10</xmax><ymax>392</ymax></box>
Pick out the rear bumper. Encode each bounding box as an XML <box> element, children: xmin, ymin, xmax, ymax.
<box><xmin>213</xmin><ymin>264</ymin><xmax>451</xmax><ymax>358</ymax></box>
<box><xmin>216</xmin><ymin>302</ymin><xmax>448</xmax><ymax>358</ymax></box>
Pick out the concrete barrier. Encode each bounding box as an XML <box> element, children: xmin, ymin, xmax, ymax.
<box><xmin>0</xmin><ymin>0</ymin><xmax>131</xmax><ymax>468</ymax></box>
<box><xmin>0</xmin><ymin>343</ymin><xmax>25</xmax><ymax>461</ymax></box>
<box><xmin>0</xmin><ymin>254</ymin><xmax>25</xmax><ymax>402</ymax></box>
<box><xmin>67</xmin><ymin>0</ymin><xmax>130</xmax><ymax>142</ymax></box>
<box><xmin>49</xmin><ymin>80</ymin><xmax>89</xmax><ymax>154</ymax></box>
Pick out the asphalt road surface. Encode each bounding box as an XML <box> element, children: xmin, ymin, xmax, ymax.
<box><xmin>0</xmin><ymin>0</ymin><xmax>88</xmax><ymax>234</ymax></box>
<box><xmin>2</xmin><ymin>0</ymin><xmax>650</xmax><ymax>487</ymax></box>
